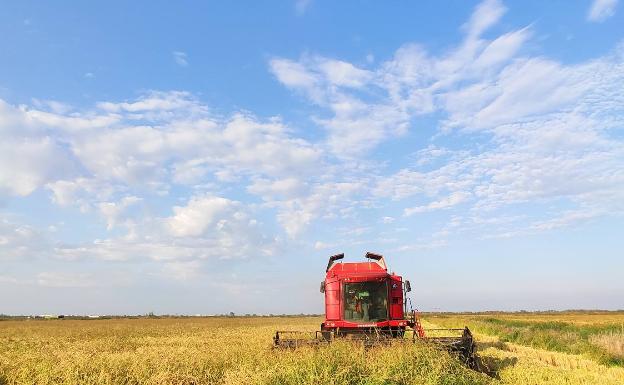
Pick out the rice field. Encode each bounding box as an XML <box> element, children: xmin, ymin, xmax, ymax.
<box><xmin>1</xmin><ymin>312</ymin><xmax>623</xmax><ymax>385</ymax></box>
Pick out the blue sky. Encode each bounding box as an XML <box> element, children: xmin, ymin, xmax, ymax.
<box><xmin>1</xmin><ymin>0</ymin><xmax>623</xmax><ymax>315</ymax></box>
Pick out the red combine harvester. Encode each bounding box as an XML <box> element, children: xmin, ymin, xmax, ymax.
<box><xmin>274</xmin><ymin>252</ymin><xmax>476</xmax><ymax>367</ymax></box>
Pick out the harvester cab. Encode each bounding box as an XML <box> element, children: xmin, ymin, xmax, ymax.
<box><xmin>273</xmin><ymin>252</ymin><xmax>477</xmax><ymax>368</ymax></box>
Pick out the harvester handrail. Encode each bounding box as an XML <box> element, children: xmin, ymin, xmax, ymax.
<box><xmin>274</xmin><ymin>330</ymin><xmax>323</xmax><ymax>335</ymax></box>
<box><xmin>274</xmin><ymin>330</ymin><xmax>319</xmax><ymax>332</ymax></box>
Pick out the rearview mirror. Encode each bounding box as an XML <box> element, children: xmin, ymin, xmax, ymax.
<box><xmin>404</xmin><ymin>280</ymin><xmax>411</xmax><ymax>292</ymax></box>
<box><xmin>320</xmin><ymin>281</ymin><xmax>325</xmax><ymax>293</ymax></box>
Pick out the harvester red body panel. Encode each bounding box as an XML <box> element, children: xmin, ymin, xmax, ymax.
<box><xmin>321</xmin><ymin>254</ymin><xmax>409</xmax><ymax>332</ymax></box>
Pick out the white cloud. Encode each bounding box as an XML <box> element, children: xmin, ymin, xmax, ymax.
<box><xmin>530</xmin><ymin>209</ymin><xmax>603</xmax><ymax>231</ymax></box>
<box><xmin>269</xmin><ymin>58</ymin><xmax>321</xmax><ymax>101</ymax></box>
<box><xmin>270</xmin><ymin>55</ymin><xmax>408</xmax><ymax>155</ymax></box>
<box><xmin>1</xmin><ymin>91</ymin><xmax>321</xmax><ymax>201</ymax></box>
<box><xmin>0</xmin><ymin>91</ymin><xmax>322</xmax><ymax>260</ymax></box>
<box><xmin>404</xmin><ymin>191</ymin><xmax>471</xmax><ymax>216</ymax></box>
<box><xmin>96</xmin><ymin>90</ymin><xmax>202</xmax><ymax>115</ymax></box>
<box><xmin>168</xmin><ymin>196</ymin><xmax>243</xmax><ymax>238</ymax></box>
<box><xmin>31</xmin><ymin>99</ymin><xmax>74</xmax><ymax>114</ymax></box>
<box><xmin>0</xmin><ymin>137</ymin><xmax>78</xmax><ymax>196</ymax></box>
<box><xmin>173</xmin><ymin>51</ymin><xmax>189</xmax><ymax>67</ymax></box>
<box><xmin>472</xmin><ymin>27</ymin><xmax>531</xmax><ymax>71</ymax></box>
<box><xmin>247</xmin><ymin>178</ymin><xmax>306</xmax><ymax>199</ymax></box>
<box><xmin>381</xmin><ymin>216</ymin><xmax>395</xmax><ymax>224</ymax></box>
<box><xmin>317</xmin><ymin>59</ymin><xmax>373</xmax><ymax>88</ymax></box>
<box><xmin>445</xmin><ymin>58</ymin><xmax>589</xmax><ymax>130</ymax></box>
<box><xmin>0</xmin><ymin>217</ymin><xmax>49</xmax><ymax>260</ymax></box>
<box><xmin>3</xmin><ymin>0</ymin><xmax>624</xmax><ymax>275</ymax></box>
<box><xmin>272</xmin><ymin>181</ymin><xmax>365</xmax><ymax>238</ymax></box>
<box><xmin>269</xmin><ymin>0</ymin><xmax>531</xmax><ymax>157</ymax></box>
<box><xmin>314</xmin><ymin>241</ymin><xmax>335</xmax><ymax>250</ymax></box>
<box><xmin>270</xmin><ymin>0</ymin><xmax>624</xmax><ymax>237</ymax></box>
<box><xmin>587</xmin><ymin>0</ymin><xmax>618</xmax><ymax>22</ymax></box>
<box><xmin>50</xmin><ymin>194</ymin><xmax>277</xmax><ymax>263</ymax></box>
<box><xmin>99</xmin><ymin>196</ymin><xmax>142</xmax><ymax>230</ymax></box>
<box><xmin>463</xmin><ymin>0</ymin><xmax>506</xmax><ymax>39</ymax></box>
<box><xmin>158</xmin><ymin>194</ymin><xmax>275</xmax><ymax>259</ymax></box>
<box><xmin>46</xmin><ymin>178</ymin><xmax>115</xmax><ymax>211</ymax></box>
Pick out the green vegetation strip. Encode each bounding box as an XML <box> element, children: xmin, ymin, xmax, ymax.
<box><xmin>435</xmin><ymin>316</ymin><xmax>624</xmax><ymax>367</ymax></box>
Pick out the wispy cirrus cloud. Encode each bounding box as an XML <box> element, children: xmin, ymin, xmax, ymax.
<box><xmin>271</xmin><ymin>0</ymin><xmax>624</xmax><ymax>240</ymax></box>
<box><xmin>269</xmin><ymin>0</ymin><xmax>533</xmax><ymax>157</ymax></box>
<box><xmin>587</xmin><ymin>0</ymin><xmax>618</xmax><ymax>22</ymax></box>
<box><xmin>172</xmin><ymin>51</ymin><xmax>189</xmax><ymax>67</ymax></box>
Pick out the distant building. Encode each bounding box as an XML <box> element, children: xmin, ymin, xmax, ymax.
<box><xmin>39</xmin><ymin>315</ymin><xmax>60</xmax><ymax>319</ymax></box>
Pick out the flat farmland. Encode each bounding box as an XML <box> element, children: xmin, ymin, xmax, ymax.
<box><xmin>1</xmin><ymin>312</ymin><xmax>623</xmax><ymax>385</ymax></box>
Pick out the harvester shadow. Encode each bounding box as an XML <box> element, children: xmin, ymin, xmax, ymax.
<box><xmin>472</xmin><ymin>341</ymin><xmax>517</xmax><ymax>379</ymax></box>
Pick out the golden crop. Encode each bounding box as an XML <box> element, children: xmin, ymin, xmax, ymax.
<box><xmin>1</xmin><ymin>313</ymin><xmax>623</xmax><ymax>385</ymax></box>
<box><xmin>0</xmin><ymin>317</ymin><xmax>486</xmax><ymax>385</ymax></box>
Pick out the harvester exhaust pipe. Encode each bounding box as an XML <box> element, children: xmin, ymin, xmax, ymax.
<box><xmin>365</xmin><ymin>252</ymin><xmax>387</xmax><ymax>270</ymax></box>
<box><xmin>365</xmin><ymin>252</ymin><xmax>383</xmax><ymax>260</ymax></box>
<box><xmin>326</xmin><ymin>253</ymin><xmax>344</xmax><ymax>272</ymax></box>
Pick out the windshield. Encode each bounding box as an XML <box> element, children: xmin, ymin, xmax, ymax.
<box><xmin>343</xmin><ymin>281</ymin><xmax>388</xmax><ymax>322</ymax></box>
